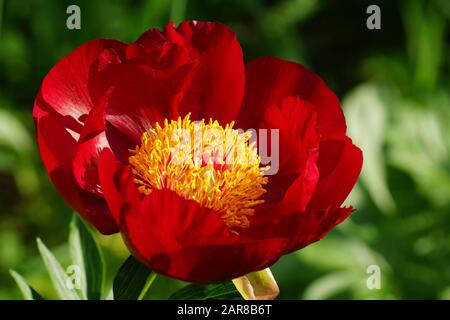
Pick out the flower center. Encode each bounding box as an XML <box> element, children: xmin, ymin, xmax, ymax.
<box><xmin>128</xmin><ymin>114</ymin><xmax>268</xmax><ymax>230</ymax></box>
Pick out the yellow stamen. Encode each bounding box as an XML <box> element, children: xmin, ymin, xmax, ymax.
<box><xmin>128</xmin><ymin>114</ymin><xmax>268</xmax><ymax>230</ymax></box>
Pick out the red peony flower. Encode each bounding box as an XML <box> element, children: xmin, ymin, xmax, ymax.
<box><xmin>34</xmin><ymin>21</ymin><xmax>362</xmax><ymax>283</ymax></box>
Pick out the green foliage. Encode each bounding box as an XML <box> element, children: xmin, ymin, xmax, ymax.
<box><xmin>344</xmin><ymin>84</ymin><xmax>396</xmax><ymax>214</ymax></box>
<box><xmin>1</xmin><ymin>0</ymin><xmax>449</xmax><ymax>300</ymax></box>
<box><xmin>9</xmin><ymin>270</ymin><xmax>43</xmax><ymax>300</ymax></box>
<box><xmin>113</xmin><ymin>255</ymin><xmax>154</xmax><ymax>300</ymax></box>
<box><xmin>69</xmin><ymin>215</ymin><xmax>104</xmax><ymax>300</ymax></box>
<box><xmin>169</xmin><ymin>282</ymin><xmax>240</xmax><ymax>300</ymax></box>
<box><xmin>11</xmin><ymin>221</ymin><xmax>239</xmax><ymax>300</ymax></box>
<box><xmin>36</xmin><ymin>238</ymin><xmax>81</xmax><ymax>300</ymax></box>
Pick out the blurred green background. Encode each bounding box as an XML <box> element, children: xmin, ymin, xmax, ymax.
<box><xmin>0</xmin><ymin>0</ymin><xmax>449</xmax><ymax>299</ymax></box>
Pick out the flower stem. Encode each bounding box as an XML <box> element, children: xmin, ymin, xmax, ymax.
<box><xmin>137</xmin><ymin>272</ymin><xmax>157</xmax><ymax>300</ymax></box>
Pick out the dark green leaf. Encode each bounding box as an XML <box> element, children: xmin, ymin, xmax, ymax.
<box><xmin>169</xmin><ymin>282</ymin><xmax>240</xmax><ymax>300</ymax></box>
<box><xmin>113</xmin><ymin>255</ymin><xmax>153</xmax><ymax>300</ymax></box>
<box><xmin>10</xmin><ymin>270</ymin><xmax>44</xmax><ymax>300</ymax></box>
<box><xmin>69</xmin><ymin>214</ymin><xmax>104</xmax><ymax>300</ymax></box>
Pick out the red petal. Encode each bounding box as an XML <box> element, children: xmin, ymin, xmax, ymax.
<box><xmin>307</xmin><ymin>137</ymin><xmax>363</xmax><ymax>211</ymax></box>
<box><xmin>33</xmin><ymin>39</ymin><xmax>126</xmax><ymax>234</ymax></box>
<box><xmin>238</xmin><ymin>57</ymin><xmax>346</xmax><ymax>140</ymax></box>
<box><xmin>102</xmin><ymin>64</ymin><xmax>194</xmax><ymax>162</ymax></box>
<box><xmin>138</xmin><ymin>21</ymin><xmax>245</xmax><ymax>124</ymax></box>
<box><xmin>125</xmin><ymin>41</ymin><xmax>192</xmax><ymax>71</ymax></box>
<box><xmin>245</xmin><ymin>204</ymin><xmax>353</xmax><ymax>255</ymax></box>
<box><xmin>253</xmin><ymin>97</ymin><xmax>320</xmax><ymax>217</ymax></box>
<box><xmin>36</xmin><ymin>115</ymin><xmax>117</xmax><ymax>234</ymax></box>
<box><xmin>73</xmin><ymin>92</ymin><xmax>114</xmax><ymax>196</ymax></box>
<box><xmin>34</xmin><ymin>39</ymin><xmax>126</xmax><ymax>128</ymax></box>
<box><xmin>97</xmin><ymin>148</ymin><xmax>125</xmax><ymax>225</ymax></box>
<box><xmin>261</xmin><ymin>97</ymin><xmax>319</xmax><ymax>175</ymax></box>
<box><xmin>72</xmin><ymin>132</ymin><xmax>109</xmax><ymax>197</ymax></box>
<box><xmin>113</xmin><ymin>179</ymin><xmax>287</xmax><ymax>283</ymax></box>
<box><xmin>86</xmin><ymin>43</ymin><xmax>189</xmax><ymax>108</ymax></box>
<box><xmin>282</xmin><ymin>206</ymin><xmax>354</xmax><ymax>254</ymax></box>
<box><xmin>86</xmin><ymin>47</ymin><xmax>126</xmax><ymax>107</ymax></box>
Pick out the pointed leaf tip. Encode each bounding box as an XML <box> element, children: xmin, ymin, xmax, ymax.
<box><xmin>10</xmin><ymin>270</ymin><xmax>44</xmax><ymax>300</ymax></box>
<box><xmin>36</xmin><ymin>237</ymin><xmax>81</xmax><ymax>300</ymax></box>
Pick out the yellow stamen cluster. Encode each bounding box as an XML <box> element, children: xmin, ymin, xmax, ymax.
<box><xmin>128</xmin><ymin>114</ymin><xmax>268</xmax><ymax>230</ymax></box>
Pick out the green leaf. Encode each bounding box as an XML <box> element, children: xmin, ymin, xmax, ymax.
<box><xmin>343</xmin><ymin>83</ymin><xmax>396</xmax><ymax>214</ymax></box>
<box><xmin>9</xmin><ymin>270</ymin><xmax>44</xmax><ymax>300</ymax></box>
<box><xmin>302</xmin><ymin>271</ymin><xmax>355</xmax><ymax>300</ymax></box>
<box><xmin>36</xmin><ymin>238</ymin><xmax>81</xmax><ymax>300</ymax></box>
<box><xmin>169</xmin><ymin>282</ymin><xmax>240</xmax><ymax>300</ymax></box>
<box><xmin>69</xmin><ymin>214</ymin><xmax>104</xmax><ymax>300</ymax></box>
<box><xmin>0</xmin><ymin>109</ymin><xmax>32</xmax><ymax>154</ymax></box>
<box><xmin>113</xmin><ymin>255</ymin><xmax>154</xmax><ymax>300</ymax></box>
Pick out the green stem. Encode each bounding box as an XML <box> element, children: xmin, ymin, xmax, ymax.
<box><xmin>137</xmin><ymin>272</ymin><xmax>157</xmax><ymax>300</ymax></box>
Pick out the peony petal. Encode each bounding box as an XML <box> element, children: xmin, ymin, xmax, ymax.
<box><xmin>102</xmin><ymin>64</ymin><xmax>195</xmax><ymax>162</ymax></box>
<box><xmin>255</xmin><ymin>96</ymin><xmax>320</xmax><ymax>215</ymax></box>
<box><xmin>97</xmin><ymin>148</ymin><xmax>125</xmax><ymax>225</ymax></box>
<box><xmin>238</xmin><ymin>57</ymin><xmax>346</xmax><ymax>140</ymax></box>
<box><xmin>87</xmin><ymin>43</ymin><xmax>191</xmax><ymax>108</ymax></box>
<box><xmin>73</xmin><ymin>92</ymin><xmax>114</xmax><ymax>196</ymax></box>
<box><xmin>35</xmin><ymin>39</ymin><xmax>126</xmax><ymax>129</ymax></box>
<box><xmin>245</xmin><ymin>204</ymin><xmax>353</xmax><ymax>255</ymax></box>
<box><xmin>138</xmin><ymin>21</ymin><xmax>245</xmax><ymax>124</ymax></box>
<box><xmin>125</xmin><ymin>41</ymin><xmax>192</xmax><ymax>71</ymax></box>
<box><xmin>72</xmin><ymin>132</ymin><xmax>109</xmax><ymax>197</ymax></box>
<box><xmin>36</xmin><ymin>115</ymin><xmax>117</xmax><ymax>234</ymax></box>
<box><xmin>282</xmin><ymin>206</ymin><xmax>354</xmax><ymax>254</ymax></box>
<box><xmin>260</xmin><ymin>97</ymin><xmax>319</xmax><ymax>176</ymax></box>
<box><xmin>114</xmin><ymin>182</ymin><xmax>287</xmax><ymax>284</ymax></box>
<box><xmin>32</xmin><ymin>39</ymin><xmax>127</xmax><ymax>235</ymax></box>
<box><xmin>307</xmin><ymin>137</ymin><xmax>363</xmax><ymax>211</ymax></box>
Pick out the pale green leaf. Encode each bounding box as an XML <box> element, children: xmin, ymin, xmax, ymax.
<box><xmin>69</xmin><ymin>214</ymin><xmax>104</xmax><ymax>300</ymax></box>
<box><xmin>36</xmin><ymin>238</ymin><xmax>81</xmax><ymax>300</ymax></box>
<box><xmin>343</xmin><ymin>83</ymin><xmax>396</xmax><ymax>213</ymax></box>
<box><xmin>10</xmin><ymin>270</ymin><xmax>44</xmax><ymax>300</ymax></box>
